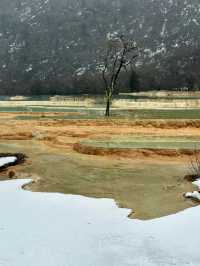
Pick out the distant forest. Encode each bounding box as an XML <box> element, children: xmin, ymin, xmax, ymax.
<box><xmin>0</xmin><ymin>0</ymin><xmax>199</xmax><ymax>95</ymax></box>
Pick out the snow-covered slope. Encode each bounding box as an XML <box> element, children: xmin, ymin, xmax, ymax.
<box><xmin>0</xmin><ymin>178</ymin><xmax>199</xmax><ymax>265</ymax></box>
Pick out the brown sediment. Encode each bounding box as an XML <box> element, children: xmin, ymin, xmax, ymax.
<box><xmin>0</xmin><ymin>112</ymin><xmax>199</xmax><ymax>219</ymax></box>
<box><xmin>73</xmin><ymin>142</ymin><xmax>200</xmax><ymax>158</ymax></box>
<box><xmin>0</xmin><ymin>133</ymin><xmax>33</xmax><ymax>140</ymax></box>
<box><xmin>184</xmin><ymin>174</ymin><xmax>199</xmax><ymax>182</ymax></box>
<box><xmin>33</xmin><ymin>118</ymin><xmax>200</xmax><ymax>127</ymax></box>
<box><xmin>1</xmin><ymin>115</ymin><xmax>200</xmax><ymax>156</ymax></box>
<box><xmin>36</xmin><ymin>119</ymin><xmax>200</xmax><ymax>129</ymax></box>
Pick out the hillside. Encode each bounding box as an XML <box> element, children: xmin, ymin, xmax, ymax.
<box><xmin>0</xmin><ymin>0</ymin><xmax>199</xmax><ymax>94</ymax></box>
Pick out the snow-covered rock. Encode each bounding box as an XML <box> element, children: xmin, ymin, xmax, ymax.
<box><xmin>185</xmin><ymin>178</ymin><xmax>200</xmax><ymax>201</ymax></box>
<box><xmin>185</xmin><ymin>191</ymin><xmax>200</xmax><ymax>200</ymax></box>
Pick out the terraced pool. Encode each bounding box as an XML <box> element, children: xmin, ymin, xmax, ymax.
<box><xmin>80</xmin><ymin>136</ymin><xmax>200</xmax><ymax>150</ymax></box>
<box><xmin>3</xmin><ymin>108</ymin><xmax>200</xmax><ymax>120</ymax></box>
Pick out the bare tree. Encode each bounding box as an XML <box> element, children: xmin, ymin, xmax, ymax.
<box><xmin>101</xmin><ymin>33</ymin><xmax>138</xmax><ymax>117</ymax></box>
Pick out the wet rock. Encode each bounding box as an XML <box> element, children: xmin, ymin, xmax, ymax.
<box><xmin>8</xmin><ymin>170</ymin><xmax>16</xmax><ymax>179</ymax></box>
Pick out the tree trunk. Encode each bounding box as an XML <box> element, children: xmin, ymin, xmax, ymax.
<box><xmin>105</xmin><ymin>96</ymin><xmax>111</xmax><ymax>117</ymax></box>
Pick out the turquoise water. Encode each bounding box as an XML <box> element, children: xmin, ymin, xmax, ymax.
<box><xmin>2</xmin><ymin>94</ymin><xmax>200</xmax><ymax>101</ymax></box>
<box><xmin>4</xmin><ymin>108</ymin><xmax>200</xmax><ymax>120</ymax></box>
<box><xmin>82</xmin><ymin>135</ymin><xmax>200</xmax><ymax>149</ymax></box>
<box><xmin>1</xmin><ymin>94</ymin><xmax>200</xmax><ymax>120</ymax></box>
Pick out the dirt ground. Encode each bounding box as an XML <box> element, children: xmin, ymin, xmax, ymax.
<box><xmin>0</xmin><ymin>112</ymin><xmax>199</xmax><ymax>219</ymax></box>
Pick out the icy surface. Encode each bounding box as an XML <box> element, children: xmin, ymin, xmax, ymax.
<box><xmin>0</xmin><ymin>156</ymin><xmax>17</xmax><ymax>167</ymax></box>
<box><xmin>0</xmin><ymin>179</ymin><xmax>199</xmax><ymax>266</ymax></box>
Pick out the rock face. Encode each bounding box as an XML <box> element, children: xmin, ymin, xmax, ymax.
<box><xmin>0</xmin><ymin>0</ymin><xmax>199</xmax><ymax>94</ymax></box>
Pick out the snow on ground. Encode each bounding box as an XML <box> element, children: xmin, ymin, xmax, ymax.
<box><xmin>0</xmin><ymin>156</ymin><xmax>16</xmax><ymax>167</ymax></box>
<box><xmin>0</xmin><ymin>179</ymin><xmax>199</xmax><ymax>266</ymax></box>
<box><xmin>193</xmin><ymin>179</ymin><xmax>200</xmax><ymax>189</ymax></box>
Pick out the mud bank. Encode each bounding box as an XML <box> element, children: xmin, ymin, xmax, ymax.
<box><xmin>36</xmin><ymin>119</ymin><xmax>200</xmax><ymax>129</ymax></box>
<box><xmin>74</xmin><ymin>142</ymin><xmax>200</xmax><ymax>158</ymax></box>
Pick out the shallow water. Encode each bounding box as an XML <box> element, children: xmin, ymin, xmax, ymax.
<box><xmin>1</xmin><ymin>94</ymin><xmax>200</xmax><ymax>120</ymax></box>
<box><xmin>0</xmin><ymin>140</ymin><xmax>195</xmax><ymax>220</ymax></box>
<box><xmin>1</xmin><ymin>106</ymin><xmax>200</xmax><ymax>120</ymax></box>
<box><xmin>82</xmin><ymin>135</ymin><xmax>200</xmax><ymax>149</ymax></box>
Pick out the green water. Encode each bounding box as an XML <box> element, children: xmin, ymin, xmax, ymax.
<box><xmin>11</xmin><ymin>108</ymin><xmax>200</xmax><ymax>120</ymax></box>
<box><xmin>112</xmin><ymin>109</ymin><xmax>200</xmax><ymax>119</ymax></box>
<box><xmin>82</xmin><ymin>136</ymin><xmax>200</xmax><ymax>150</ymax></box>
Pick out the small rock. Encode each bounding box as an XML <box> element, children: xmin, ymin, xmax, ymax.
<box><xmin>8</xmin><ymin>170</ymin><xmax>16</xmax><ymax>179</ymax></box>
<box><xmin>185</xmin><ymin>191</ymin><xmax>200</xmax><ymax>201</ymax></box>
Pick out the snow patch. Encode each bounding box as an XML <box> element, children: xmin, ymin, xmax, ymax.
<box><xmin>0</xmin><ymin>156</ymin><xmax>17</xmax><ymax>167</ymax></box>
<box><xmin>75</xmin><ymin>67</ymin><xmax>87</xmax><ymax>76</ymax></box>
<box><xmin>185</xmin><ymin>179</ymin><xmax>200</xmax><ymax>201</ymax></box>
<box><xmin>185</xmin><ymin>191</ymin><xmax>200</xmax><ymax>201</ymax></box>
<box><xmin>193</xmin><ymin>179</ymin><xmax>200</xmax><ymax>189</ymax></box>
<box><xmin>25</xmin><ymin>65</ymin><xmax>33</xmax><ymax>72</ymax></box>
<box><xmin>0</xmin><ymin>179</ymin><xmax>200</xmax><ymax>265</ymax></box>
